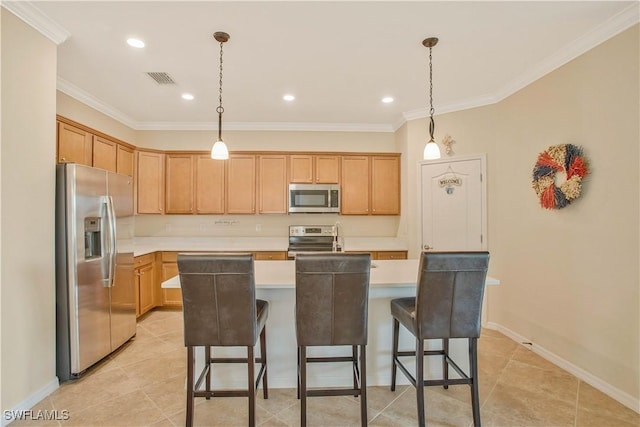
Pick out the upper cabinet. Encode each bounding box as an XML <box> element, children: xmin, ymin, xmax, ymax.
<box><xmin>57</xmin><ymin>117</ymin><xmax>135</xmax><ymax>176</ymax></box>
<box><xmin>165</xmin><ymin>154</ymin><xmax>195</xmax><ymax>214</ymax></box>
<box><xmin>290</xmin><ymin>154</ymin><xmax>339</xmax><ymax>184</ymax></box>
<box><xmin>259</xmin><ymin>155</ymin><xmax>288</xmax><ymax>214</ymax></box>
<box><xmin>341</xmin><ymin>154</ymin><xmax>400</xmax><ymax>215</ymax></box>
<box><xmin>136</xmin><ymin>150</ymin><xmax>165</xmax><ymax>214</ymax></box>
<box><xmin>195</xmin><ymin>155</ymin><xmax>225</xmax><ymax>214</ymax></box>
<box><xmin>227</xmin><ymin>154</ymin><xmax>256</xmax><ymax>214</ymax></box>
<box><xmin>57</xmin><ymin>122</ymin><xmax>93</xmax><ymax>166</ymax></box>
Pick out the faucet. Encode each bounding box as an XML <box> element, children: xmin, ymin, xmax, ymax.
<box><xmin>333</xmin><ymin>221</ymin><xmax>344</xmax><ymax>252</ymax></box>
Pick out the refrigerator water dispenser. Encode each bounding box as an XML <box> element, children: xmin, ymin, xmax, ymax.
<box><xmin>84</xmin><ymin>217</ymin><xmax>102</xmax><ymax>259</ymax></box>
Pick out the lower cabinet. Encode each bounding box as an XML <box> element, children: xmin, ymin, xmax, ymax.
<box><xmin>375</xmin><ymin>251</ymin><xmax>408</xmax><ymax>260</ymax></box>
<box><xmin>161</xmin><ymin>252</ymin><xmax>182</xmax><ymax>307</ymax></box>
<box><xmin>134</xmin><ymin>253</ymin><xmax>156</xmax><ymax>317</ymax></box>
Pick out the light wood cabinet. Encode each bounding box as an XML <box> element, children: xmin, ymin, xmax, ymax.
<box><xmin>258</xmin><ymin>155</ymin><xmax>288</xmax><ymax>214</ymax></box>
<box><xmin>57</xmin><ymin>122</ymin><xmax>93</xmax><ymax>166</ymax></box>
<box><xmin>165</xmin><ymin>154</ymin><xmax>195</xmax><ymax>214</ymax></box>
<box><xmin>374</xmin><ymin>251</ymin><xmax>407</xmax><ymax>260</ymax></box>
<box><xmin>340</xmin><ymin>156</ymin><xmax>370</xmax><ymax>214</ymax></box>
<box><xmin>134</xmin><ymin>253</ymin><xmax>155</xmax><ymax>317</ymax></box>
<box><xmin>161</xmin><ymin>252</ymin><xmax>181</xmax><ymax>307</ymax></box>
<box><xmin>92</xmin><ymin>136</ymin><xmax>117</xmax><ymax>172</ymax></box>
<box><xmin>195</xmin><ymin>155</ymin><xmax>225</xmax><ymax>214</ymax></box>
<box><xmin>117</xmin><ymin>145</ymin><xmax>134</xmax><ymax>176</ymax></box>
<box><xmin>254</xmin><ymin>251</ymin><xmax>287</xmax><ymax>261</ymax></box>
<box><xmin>227</xmin><ymin>154</ymin><xmax>256</xmax><ymax>214</ymax></box>
<box><xmin>371</xmin><ymin>156</ymin><xmax>400</xmax><ymax>215</ymax></box>
<box><xmin>136</xmin><ymin>150</ymin><xmax>165</xmax><ymax>214</ymax></box>
<box><xmin>290</xmin><ymin>154</ymin><xmax>340</xmax><ymax>184</ymax></box>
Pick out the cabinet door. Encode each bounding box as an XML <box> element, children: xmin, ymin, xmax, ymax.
<box><xmin>137</xmin><ymin>151</ymin><xmax>165</xmax><ymax>214</ymax></box>
<box><xmin>375</xmin><ymin>251</ymin><xmax>407</xmax><ymax>260</ymax></box>
<box><xmin>289</xmin><ymin>155</ymin><xmax>313</xmax><ymax>183</ymax></box>
<box><xmin>195</xmin><ymin>155</ymin><xmax>225</xmax><ymax>214</ymax></box>
<box><xmin>254</xmin><ymin>251</ymin><xmax>288</xmax><ymax>260</ymax></box>
<box><xmin>315</xmin><ymin>155</ymin><xmax>340</xmax><ymax>183</ymax></box>
<box><xmin>340</xmin><ymin>156</ymin><xmax>370</xmax><ymax>215</ymax></box>
<box><xmin>227</xmin><ymin>154</ymin><xmax>256</xmax><ymax>214</ymax></box>
<box><xmin>161</xmin><ymin>262</ymin><xmax>182</xmax><ymax>306</ymax></box>
<box><xmin>116</xmin><ymin>145</ymin><xmax>134</xmax><ymax>176</ymax></box>
<box><xmin>371</xmin><ymin>156</ymin><xmax>400</xmax><ymax>215</ymax></box>
<box><xmin>259</xmin><ymin>155</ymin><xmax>288</xmax><ymax>214</ymax></box>
<box><xmin>57</xmin><ymin>122</ymin><xmax>92</xmax><ymax>165</ymax></box>
<box><xmin>137</xmin><ymin>263</ymin><xmax>155</xmax><ymax>316</ymax></box>
<box><xmin>165</xmin><ymin>154</ymin><xmax>195</xmax><ymax>214</ymax></box>
<box><xmin>92</xmin><ymin>136</ymin><xmax>117</xmax><ymax>172</ymax></box>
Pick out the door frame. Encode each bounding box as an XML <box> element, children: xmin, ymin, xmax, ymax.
<box><xmin>417</xmin><ymin>153</ymin><xmax>488</xmax><ymax>252</ymax></box>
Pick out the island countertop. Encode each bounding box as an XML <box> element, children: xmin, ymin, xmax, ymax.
<box><xmin>161</xmin><ymin>258</ymin><xmax>500</xmax><ymax>288</ymax></box>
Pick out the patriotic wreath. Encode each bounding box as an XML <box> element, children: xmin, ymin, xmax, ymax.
<box><xmin>532</xmin><ymin>144</ymin><xmax>588</xmax><ymax>210</ymax></box>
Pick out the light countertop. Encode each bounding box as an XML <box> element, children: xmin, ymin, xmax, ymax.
<box><xmin>133</xmin><ymin>236</ymin><xmax>408</xmax><ymax>256</ymax></box>
<box><xmin>161</xmin><ymin>259</ymin><xmax>500</xmax><ymax>289</ymax></box>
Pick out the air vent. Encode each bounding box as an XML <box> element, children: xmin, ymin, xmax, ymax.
<box><xmin>146</xmin><ymin>72</ymin><xmax>176</xmax><ymax>85</ymax></box>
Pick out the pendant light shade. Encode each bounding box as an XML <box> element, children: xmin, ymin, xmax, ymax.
<box><xmin>422</xmin><ymin>37</ymin><xmax>441</xmax><ymax>160</ymax></box>
<box><xmin>211</xmin><ymin>31</ymin><xmax>230</xmax><ymax>160</ymax></box>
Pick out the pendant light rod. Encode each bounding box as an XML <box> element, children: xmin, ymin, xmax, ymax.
<box><xmin>422</xmin><ymin>37</ymin><xmax>441</xmax><ymax>160</ymax></box>
<box><xmin>211</xmin><ymin>31</ymin><xmax>230</xmax><ymax>160</ymax></box>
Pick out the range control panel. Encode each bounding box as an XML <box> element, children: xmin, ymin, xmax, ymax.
<box><xmin>289</xmin><ymin>225</ymin><xmax>335</xmax><ymax>237</ymax></box>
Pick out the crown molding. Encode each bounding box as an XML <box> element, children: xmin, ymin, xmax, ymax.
<box><xmin>135</xmin><ymin>121</ymin><xmax>395</xmax><ymax>133</ymax></box>
<box><xmin>1</xmin><ymin>1</ymin><xmax>70</xmax><ymax>44</ymax></box>
<box><xmin>493</xmin><ymin>1</ymin><xmax>639</xmax><ymax>104</ymax></box>
<box><xmin>57</xmin><ymin>78</ymin><xmax>139</xmax><ymax>129</ymax></box>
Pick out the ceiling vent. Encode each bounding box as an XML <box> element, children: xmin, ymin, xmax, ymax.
<box><xmin>146</xmin><ymin>72</ymin><xmax>176</xmax><ymax>85</ymax></box>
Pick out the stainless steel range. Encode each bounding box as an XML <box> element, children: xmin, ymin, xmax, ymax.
<box><xmin>287</xmin><ymin>225</ymin><xmax>338</xmax><ymax>259</ymax></box>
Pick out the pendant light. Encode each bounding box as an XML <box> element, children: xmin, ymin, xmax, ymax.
<box><xmin>211</xmin><ymin>31</ymin><xmax>230</xmax><ymax>160</ymax></box>
<box><xmin>422</xmin><ymin>37</ymin><xmax>441</xmax><ymax>160</ymax></box>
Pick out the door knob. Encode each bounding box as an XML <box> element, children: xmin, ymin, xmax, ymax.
<box><xmin>423</xmin><ymin>244</ymin><xmax>433</xmax><ymax>250</ymax></box>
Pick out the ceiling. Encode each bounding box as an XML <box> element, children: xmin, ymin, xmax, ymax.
<box><xmin>13</xmin><ymin>1</ymin><xmax>639</xmax><ymax>131</ymax></box>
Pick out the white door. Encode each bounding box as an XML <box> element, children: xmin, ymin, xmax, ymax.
<box><xmin>419</xmin><ymin>155</ymin><xmax>486</xmax><ymax>252</ymax></box>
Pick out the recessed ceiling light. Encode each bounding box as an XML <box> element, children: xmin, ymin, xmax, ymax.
<box><xmin>181</xmin><ymin>93</ymin><xmax>194</xmax><ymax>101</ymax></box>
<box><xmin>283</xmin><ymin>94</ymin><xmax>295</xmax><ymax>101</ymax></box>
<box><xmin>382</xmin><ymin>96</ymin><xmax>394</xmax><ymax>104</ymax></box>
<box><xmin>127</xmin><ymin>38</ymin><xmax>145</xmax><ymax>48</ymax></box>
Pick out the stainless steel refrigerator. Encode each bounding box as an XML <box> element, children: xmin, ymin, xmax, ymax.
<box><xmin>56</xmin><ymin>163</ymin><xmax>136</xmax><ymax>382</ymax></box>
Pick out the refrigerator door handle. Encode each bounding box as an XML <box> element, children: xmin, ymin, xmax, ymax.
<box><xmin>105</xmin><ymin>196</ymin><xmax>117</xmax><ymax>287</ymax></box>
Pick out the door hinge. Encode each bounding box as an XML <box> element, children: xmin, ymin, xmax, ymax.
<box><xmin>480</xmin><ymin>234</ymin><xmax>483</xmax><ymax>243</ymax></box>
<box><xmin>480</xmin><ymin>173</ymin><xmax>483</xmax><ymax>182</ymax></box>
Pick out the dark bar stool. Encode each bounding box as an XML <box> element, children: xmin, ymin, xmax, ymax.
<box><xmin>390</xmin><ymin>251</ymin><xmax>490</xmax><ymax>427</ymax></box>
<box><xmin>295</xmin><ymin>253</ymin><xmax>371</xmax><ymax>427</ymax></box>
<box><xmin>178</xmin><ymin>253</ymin><xmax>268</xmax><ymax>427</ymax></box>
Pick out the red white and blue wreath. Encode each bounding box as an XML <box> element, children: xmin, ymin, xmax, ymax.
<box><xmin>532</xmin><ymin>144</ymin><xmax>588</xmax><ymax>210</ymax></box>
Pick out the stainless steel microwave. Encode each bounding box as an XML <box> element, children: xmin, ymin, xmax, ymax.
<box><xmin>288</xmin><ymin>184</ymin><xmax>340</xmax><ymax>213</ymax></box>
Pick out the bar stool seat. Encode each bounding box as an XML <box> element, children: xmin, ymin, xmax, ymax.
<box><xmin>390</xmin><ymin>251</ymin><xmax>490</xmax><ymax>427</ymax></box>
<box><xmin>178</xmin><ymin>253</ymin><xmax>268</xmax><ymax>427</ymax></box>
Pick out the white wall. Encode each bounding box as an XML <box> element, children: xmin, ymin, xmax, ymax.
<box><xmin>1</xmin><ymin>9</ymin><xmax>58</xmax><ymax>411</ymax></box>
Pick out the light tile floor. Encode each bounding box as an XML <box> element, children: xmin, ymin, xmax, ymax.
<box><xmin>11</xmin><ymin>309</ymin><xmax>639</xmax><ymax>427</ymax></box>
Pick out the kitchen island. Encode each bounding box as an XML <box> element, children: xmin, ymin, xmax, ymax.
<box><xmin>162</xmin><ymin>259</ymin><xmax>499</xmax><ymax>389</ymax></box>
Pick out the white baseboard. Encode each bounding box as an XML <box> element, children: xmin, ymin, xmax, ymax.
<box><xmin>485</xmin><ymin>322</ymin><xmax>640</xmax><ymax>414</ymax></box>
<box><xmin>1</xmin><ymin>377</ymin><xmax>60</xmax><ymax>427</ymax></box>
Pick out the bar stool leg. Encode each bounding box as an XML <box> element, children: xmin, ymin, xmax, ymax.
<box><xmin>300</xmin><ymin>345</ymin><xmax>307</xmax><ymax>427</ymax></box>
<box><xmin>260</xmin><ymin>326</ymin><xmax>268</xmax><ymax>399</ymax></box>
<box><xmin>359</xmin><ymin>345</ymin><xmax>367</xmax><ymax>427</ymax></box>
<box><xmin>248</xmin><ymin>346</ymin><xmax>256</xmax><ymax>427</ymax></box>
<box><xmin>352</xmin><ymin>345</ymin><xmax>358</xmax><ymax>397</ymax></box>
<box><xmin>469</xmin><ymin>338</ymin><xmax>481</xmax><ymax>427</ymax></box>
<box><xmin>416</xmin><ymin>338</ymin><xmax>426</xmax><ymax>427</ymax></box>
<box><xmin>390</xmin><ymin>318</ymin><xmax>399</xmax><ymax>391</ymax></box>
<box><xmin>443</xmin><ymin>338</ymin><xmax>449</xmax><ymax>390</ymax></box>
<box><xmin>186</xmin><ymin>346</ymin><xmax>195</xmax><ymax>427</ymax></box>
<box><xmin>205</xmin><ymin>346</ymin><xmax>212</xmax><ymax>399</ymax></box>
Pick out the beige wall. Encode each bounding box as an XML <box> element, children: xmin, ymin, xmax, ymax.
<box><xmin>399</xmin><ymin>25</ymin><xmax>639</xmax><ymax>403</ymax></box>
<box><xmin>489</xmin><ymin>25</ymin><xmax>639</xmax><ymax>400</ymax></box>
<box><xmin>57</xmin><ymin>91</ymin><xmax>137</xmax><ymax>144</ymax></box>
<box><xmin>1</xmin><ymin>10</ymin><xmax>58</xmax><ymax>410</ymax></box>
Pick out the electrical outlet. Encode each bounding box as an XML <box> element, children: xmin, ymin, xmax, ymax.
<box><xmin>256</xmin><ymin>224</ymin><xmax>262</xmax><ymax>232</ymax></box>
<box><xmin>199</xmin><ymin>224</ymin><xmax>206</xmax><ymax>233</ymax></box>
<box><xmin>165</xmin><ymin>224</ymin><xmax>172</xmax><ymax>233</ymax></box>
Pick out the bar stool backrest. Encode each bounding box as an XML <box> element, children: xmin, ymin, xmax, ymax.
<box><xmin>415</xmin><ymin>251</ymin><xmax>490</xmax><ymax>340</ymax></box>
<box><xmin>178</xmin><ymin>253</ymin><xmax>258</xmax><ymax>347</ymax></box>
<box><xmin>295</xmin><ymin>253</ymin><xmax>371</xmax><ymax>346</ymax></box>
